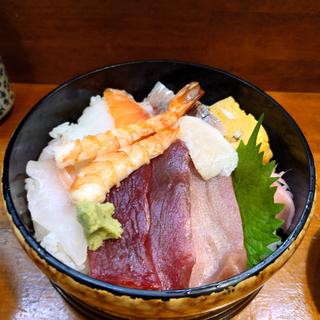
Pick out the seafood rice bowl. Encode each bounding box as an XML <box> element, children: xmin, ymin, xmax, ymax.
<box><xmin>2</xmin><ymin>61</ymin><xmax>315</xmax><ymax>319</ymax></box>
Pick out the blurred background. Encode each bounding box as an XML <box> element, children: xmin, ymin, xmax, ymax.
<box><xmin>0</xmin><ymin>0</ymin><xmax>319</xmax><ymax>91</ymax></box>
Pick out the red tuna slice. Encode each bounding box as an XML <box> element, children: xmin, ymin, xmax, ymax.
<box><xmin>189</xmin><ymin>170</ymin><xmax>247</xmax><ymax>288</ymax></box>
<box><xmin>148</xmin><ymin>140</ymin><xmax>196</xmax><ymax>290</ymax></box>
<box><xmin>88</xmin><ymin>165</ymin><xmax>161</xmax><ymax>290</ymax></box>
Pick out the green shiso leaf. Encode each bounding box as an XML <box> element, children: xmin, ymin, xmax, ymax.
<box><xmin>232</xmin><ymin>114</ymin><xmax>284</xmax><ymax>268</ymax></box>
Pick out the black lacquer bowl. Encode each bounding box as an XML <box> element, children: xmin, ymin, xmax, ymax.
<box><xmin>2</xmin><ymin>61</ymin><xmax>316</xmax><ymax>319</ymax></box>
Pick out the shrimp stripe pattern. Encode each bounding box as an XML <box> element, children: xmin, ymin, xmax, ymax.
<box><xmin>70</xmin><ymin>127</ymin><xmax>179</xmax><ymax>203</ymax></box>
<box><xmin>55</xmin><ymin>82</ymin><xmax>203</xmax><ymax>168</ymax></box>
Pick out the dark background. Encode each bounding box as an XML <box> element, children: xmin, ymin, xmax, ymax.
<box><xmin>1</xmin><ymin>0</ymin><xmax>319</xmax><ymax>91</ymax></box>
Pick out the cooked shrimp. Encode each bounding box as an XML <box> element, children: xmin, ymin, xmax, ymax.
<box><xmin>55</xmin><ymin>82</ymin><xmax>203</xmax><ymax>168</ymax></box>
<box><xmin>70</xmin><ymin>127</ymin><xmax>179</xmax><ymax>203</ymax></box>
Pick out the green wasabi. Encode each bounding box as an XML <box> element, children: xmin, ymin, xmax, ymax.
<box><xmin>76</xmin><ymin>201</ymin><xmax>123</xmax><ymax>251</ymax></box>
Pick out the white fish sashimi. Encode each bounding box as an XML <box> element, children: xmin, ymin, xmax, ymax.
<box><xmin>49</xmin><ymin>95</ymin><xmax>114</xmax><ymax>142</ymax></box>
<box><xmin>178</xmin><ymin>116</ymin><xmax>238</xmax><ymax>180</ymax></box>
<box><xmin>26</xmin><ymin>94</ymin><xmax>117</xmax><ymax>270</ymax></box>
<box><xmin>26</xmin><ymin>160</ymin><xmax>87</xmax><ymax>269</ymax></box>
<box><xmin>40</xmin><ymin>232</ymin><xmax>86</xmax><ymax>270</ymax></box>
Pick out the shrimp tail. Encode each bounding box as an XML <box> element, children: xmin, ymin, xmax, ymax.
<box><xmin>168</xmin><ymin>81</ymin><xmax>204</xmax><ymax>115</ymax></box>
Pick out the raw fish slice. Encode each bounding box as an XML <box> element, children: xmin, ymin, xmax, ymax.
<box><xmin>194</xmin><ymin>103</ymin><xmax>224</xmax><ymax>132</ymax></box>
<box><xmin>104</xmin><ymin>89</ymin><xmax>149</xmax><ymax>128</ymax></box>
<box><xmin>27</xmin><ymin>95</ymin><xmax>116</xmax><ymax>270</ymax></box>
<box><xmin>148</xmin><ymin>140</ymin><xmax>195</xmax><ymax>290</ymax></box>
<box><xmin>274</xmin><ymin>186</ymin><xmax>295</xmax><ymax>232</ymax></box>
<box><xmin>25</xmin><ymin>160</ymin><xmax>87</xmax><ymax>268</ymax></box>
<box><xmin>178</xmin><ymin>116</ymin><xmax>238</xmax><ymax>180</ymax></box>
<box><xmin>272</xmin><ymin>172</ymin><xmax>295</xmax><ymax>232</ymax></box>
<box><xmin>189</xmin><ymin>172</ymin><xmax>247</xmax><ymax>287</ymax></box>
<box><xmin>88</xmin><ymin>165</ymin><xmax>161</xmax><ymax>290</ymax></box>
<box><xmin>141</xmin><ymin>81</ymin><xmax>175</xmax><ymax>115</ymax></box>
<box><xmin>41</xmin><ymin>232</ymin><xmax>86</xmax><ymax>270</ymax></box>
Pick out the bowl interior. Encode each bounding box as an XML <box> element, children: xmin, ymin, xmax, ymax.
<box><xmin>2</xmin><ymin>61</ymin><xmax>315</xmax><ymax>298</ymax></box>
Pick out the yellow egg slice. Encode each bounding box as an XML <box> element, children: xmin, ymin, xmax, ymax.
<box><xmin>209</xmin><ymin>97</ymin><xmax>273</xmax><ymax>163</ymax></box>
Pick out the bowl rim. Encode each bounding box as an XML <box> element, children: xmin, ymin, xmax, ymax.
<box><xmin>2</xmin><ymin>60</ymin><xmax>316</xmax><ymax>299</ymax></box>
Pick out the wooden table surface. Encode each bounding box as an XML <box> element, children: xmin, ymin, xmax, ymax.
<box><xmin>0</xmin><ymin>84</ymin><xmax>319</xmax><ymax>319</ymax></box>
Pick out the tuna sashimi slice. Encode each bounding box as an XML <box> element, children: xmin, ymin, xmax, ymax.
<box><xmin>148</xmin><ymin>140</ymin><xmax>196</xmax><ymax>290</ymax></box>
<box><xmin>88</xmin><ymin>139</ymin><xmax>247</xmax><ymax>290</ymax></box>
<box><xmin>189</xmin><ymin>171</ymin><xmax>247</xmax><ymax>287</ymax></box>
<box><xmin>88</xmin><ymin>165</ymin><xmax>161</xmax><ymax>290</ymax></box>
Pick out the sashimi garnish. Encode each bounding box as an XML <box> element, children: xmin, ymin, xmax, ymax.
<box><xmin>232</xmin><ymin>115</ymin><xmax>284</xmax><ymax>268</ymax></box>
